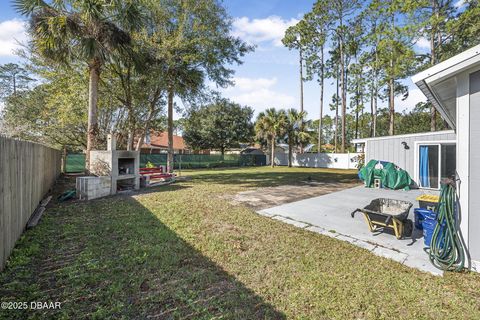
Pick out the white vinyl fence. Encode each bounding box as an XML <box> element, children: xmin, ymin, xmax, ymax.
<box><xmin>271</xmin><ymin>152</ymin><xmax>361</xmax><ymax>169</ymax></box>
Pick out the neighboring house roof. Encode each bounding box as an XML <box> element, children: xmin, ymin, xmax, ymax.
<box><xmin>302</xmin><ymin>143</ymin><xmax>335</xmax><ymax>152</ymax></box>
<box><xmin>141</xmin><ymin>132</ymin><xmax>187</xmax><ymax>150</ymax></box>
<box><xmin>303</xmin><ymin>144</ymin><xmax>315</xmax><ymax>152</ymax></box>
<box><xmin>240</xmin><ymin>147</ymin><xmax>264</xmax><ymax>154</ymax></box>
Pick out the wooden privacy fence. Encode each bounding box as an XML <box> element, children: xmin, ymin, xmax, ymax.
<box><xmin>0</xmin><ymin>135</ymin><xmax>61</xmax><ymax>271</ymax></box>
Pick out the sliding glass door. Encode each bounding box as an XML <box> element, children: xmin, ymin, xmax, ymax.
<box><xmin>418</xmin><ymin>143</ymin><xmax>456</xmax><ymax>189</ymax></box>
<box><xmin>419</xmin><ymin>145</ymin><xmax>439</xmax><ymax>188</ymax></box>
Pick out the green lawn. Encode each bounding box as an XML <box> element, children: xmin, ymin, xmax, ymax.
<box><xmin>1</xmin><ymin>167</ymin><xmax>479</xmax><ymax>319</ymax></box>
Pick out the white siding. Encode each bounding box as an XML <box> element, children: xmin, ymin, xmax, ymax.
<box><xmin>365</xmin><ymin>131</ymin><xmax>456</xmax><ymax>185</ymax></box>
<box><xmin>469</xmin><ymin>71</ymin><xmax>480</xmax><ymax>261</ymax></box>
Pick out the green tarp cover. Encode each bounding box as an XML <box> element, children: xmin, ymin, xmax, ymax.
<box><xmin>359</xmin><ymin>160</ymin><xmax>412</xmax><ymax>190</ymax></box>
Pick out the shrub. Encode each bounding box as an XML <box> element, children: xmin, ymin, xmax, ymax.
<box><xmin>145</xmin><ymin>161</ymin><xmax>156</xmax><ymax>168</ymax></box>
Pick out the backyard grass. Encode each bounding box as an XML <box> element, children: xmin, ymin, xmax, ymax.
<box><xmin>0</xmin><ymin>167</ymin><xmax>479</xmax><ymax>319</ymax></box>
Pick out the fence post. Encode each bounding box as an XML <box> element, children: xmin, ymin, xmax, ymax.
<box><xmin>179</xmin><ymin>154</ymin><xmax>182</xmax><ymax>176</ymax></box>
<box><xmin>61</xmin><ymin>146</ymin><xmax>67</xmax><ymax>173</ymax></box>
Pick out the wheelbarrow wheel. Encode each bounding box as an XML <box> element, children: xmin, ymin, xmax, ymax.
<box><xmin>402</xmin><ymin>219</ymin><xmax>413</xmax><ymax>238</ymax></box>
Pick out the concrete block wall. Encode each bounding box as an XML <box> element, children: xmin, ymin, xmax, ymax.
<box><xmin>76</xmin><ymin>176</ymin><xmax>112</xmax><ymax>200</ymax></box>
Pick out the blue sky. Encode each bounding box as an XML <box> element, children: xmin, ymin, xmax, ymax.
<box><xmin>0</xmin><ymin>0</ymin><xmax>437</xmax><ymax>119</ymax></box>
<box><xmin>221</xmin><ymin>0</ymin><xmax>431</xmax><ymax>119</ymax></box>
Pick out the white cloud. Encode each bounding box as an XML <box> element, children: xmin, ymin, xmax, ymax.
<box><xmin>231</xmin><ymin>88</ymin><xmax>295</xmax><ymax>111</ymax></box>
<box><xmin>396</xmin><ymin>88</ymin><xmax>427</xmax><ymax>112</ymax></box>
<box><xmin>0</xmin><ymin>19</ymin><xmax>28</xmax><ymax>57</ymax></box>
<box><xmin>232</xmin><ymin>77</ymin><xmax>277</xmax><ymax>91</ymax></box>
<box><xmin>415</xmin><ymin>37</ymin><xmax>430</xmax><ymax>50</ymax></box>
<box><xmin>224</xmin><ymin>76</ymin><xmax>295</xmax><ymax>111</ymax></box>
<box><xmin>454</xmin><ymin>0</ymin><xmax>466</xmax><ymax>8</ymax></box>
<box><xmin>232</xmin><ymin>16</ymin><xmax>299</xmax><ymax>47</ymax></box>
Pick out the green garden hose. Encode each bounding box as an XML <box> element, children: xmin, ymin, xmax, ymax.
<box><xmin>428</xmin><ymin>182</ymin><xmax>465</xmax><ymax>271</ymax></box>
<box><xmin>58</xmin><ymin>189</ymin><xmax>76</xmax><ymax>202</ymax></box>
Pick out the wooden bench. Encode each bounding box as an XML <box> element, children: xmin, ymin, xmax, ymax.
<box><xmin>140</xmin><ymin>167</ymin><xmax>175</xmax><ymax>185</ymax></box>
<box><xmin>140</xmin><ymin>167</ymin><xmax>164</xmax><ymax>174</ymax></box>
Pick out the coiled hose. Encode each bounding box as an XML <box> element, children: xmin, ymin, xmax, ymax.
<box><xmin>428</xmin><ymin>181</ymin><xmax>465</xmax><ymax>271</ymax></box>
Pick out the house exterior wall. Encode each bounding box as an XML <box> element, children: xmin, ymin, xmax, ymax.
<box><xmin>469</xmin><ymin>70</ymin><xmax>480</xmax><ymax>261</ymax></box>
<box><xmin>365</xmin><ymin>131</ymin><xmax>456</xmax><ymax>184</ymax></box>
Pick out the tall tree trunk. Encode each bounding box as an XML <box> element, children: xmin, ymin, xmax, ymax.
<box><xmin>372</xmin><ymin>48</ymin><xmax>379</xmax><ymax>137</ymax></box>
<box><xmin>340</xmin><ymin>50</ymin><xmax>346</xmax><ymax>152</ymax></box>
<box><xmin>430</xmin><ymin>0</ymin><xmax>438</xmax><ymax>132</ymax></box>
<box><xmin>334</xmin><ymin>68</ymin><xmax>339</xmax><ymax>153</ymax></box>
<box><xmin>126</xmin><ymin>106</ymin><xmax>134</xmax><ymax>150</ymax></box>
<box><xmin>370</xmin><ymin>89</ymin><xmax>374</xmax><ymax>137</ymax></box>
<box><xmin>370</xmin><ymin>78</ymin><xmax>376</xmax><ymax>138</ymax></box>
<box><xmin>339</xmin><ymin>17</ymin><xmax>346</xmax><ymax>153</ymax></box>
<box><xmin>372</xmin><ymin>79</ymin><xmax>378</xmax><ymax>137</ymax></box>
<box><xmin>135</xmin><ymin>115</ymin><xmax>152</xmax><ymax>151</ymax></box>
<box><xmin>299</xmin><ymin>48</ymin><xmax>304</xmax><ymax>113</ymax></box>
<box><xmin>430</xmin><ymin>105</ymin><xmax>437</xmax><ymax>131</ymax></box>
<box><xmin>318</xmin><ymin>49</ymin><xmax>324</xmax><ymax>154</ymax></box>
<box><xmin>167</xmin><ymin>87</ymin><xmax>174</xmax><ymax>173</ymax></box>
<box><xmin>389</xmin><ymin>77</ymin><xmax>395</xmax><ymax>136</ymax></box>
<box><xmin>127</xmin><ymin>132</ymin><xmax>133</xmax><ymax>151</ymax></box>
<box><xmin>388</xmin><ymin>14</ymin><xmax>395</xmax><ymax>137</ymax></box>
<box><xmin>12</xmin><ymin>74</ymin><xmax>16</xmax><ymax>96</ymax></box>
<box><xmin>86</xmin><ymin>62</ymin><xmax>100</xmax><ymax>172</ymax></box>
<box><xmin>125</xmin><ymin>66</ymin><xmax>135</xmax><ymax>151</ymax></box>
<box><xmin>355</xmin><ymin>55</ymin><xmax>360</xmax><ymax>140</ymax></box>
<box><xmin>62</xmin><ymin>145</ymin><xmax>67</xmax><ymax>174</ymax></box>
<box><xmin>271</xmin><ymin>137</ymin><xmax>275</xmax><ymax>168</ymax></box>
<box><xmin>355</xmin><ymin>104</ymin><xmax>359</xmax><ymax>140</ymax></box>
<box><xmin>135</xmin><ymin>88</ymin><xmax>161</xmax><ymax>151</ymax></box>
<box><xmin>299</xmin><ymin>48</ymin><xmax>304</xmax><ymax>153</ymax></box>
<box><xmin>135</xmin><ymin>132</ymin><xmax>147</xmax><ymax>151</ymax></box>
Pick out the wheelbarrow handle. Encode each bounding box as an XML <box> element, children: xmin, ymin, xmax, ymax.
<box><xmin>351</xmin><ymin>209</ymin><xmax>361</xmax><ymax>218</ymax></box>
<box><xmin>384</xmin><ymin>216</ymin><xmax>392</xmax><ymax>226</ymax></box>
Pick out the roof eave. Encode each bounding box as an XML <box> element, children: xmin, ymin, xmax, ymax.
<box><xmin>412</xmin><ymin>44</ymin><xmax>480</xmax><ymax>131</ymax></box>
<box><xmin>415</xmin><ymin>79</ymin><xmax>456</xmax><ymax>130</ymax></box>
<box><xmin>412</xmin><ymin>44</ymin><xmax>480</xmax><ymax>84</ymax></box>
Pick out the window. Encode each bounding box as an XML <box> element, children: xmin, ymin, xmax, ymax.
<box><xmin>418</xmin><ymin>143</ymin><xmax>456</xmax><ymax>189</ymax></box>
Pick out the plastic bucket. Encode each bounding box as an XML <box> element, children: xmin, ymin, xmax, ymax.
<box><xmin>422</xmin><ymin>218</ymin><xmax>436</xmax><ymax>246</ymax></box>
<box><xmin>422</xmin><ymin>215</ymin><xmax>445</xmax><ymax>247</ymax></box>
<box><xmin>414</xmin><ymin>208</ymin><xmax>436</xmax><ymax>230</ymax></box>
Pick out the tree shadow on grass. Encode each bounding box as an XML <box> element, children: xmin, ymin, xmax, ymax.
<box><xmin>0</xmin><ymin>185</ymin><xmax>285</xmax><ymax>319</ymax></box>
<box><xmin>186</xmin><ymin>167</ymin><xmax>359</xmax><ymax>189</ymax></box>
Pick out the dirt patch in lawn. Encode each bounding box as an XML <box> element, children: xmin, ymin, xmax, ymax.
<box><xmin>229</xmin><ymin>180</ymin><xmax>361</xmax><ymax>210</ymax></box>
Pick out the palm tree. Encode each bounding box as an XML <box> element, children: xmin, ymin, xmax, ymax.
<box><xmin>142</xmin><ymin>0</ymin><xmax>251</xmax><ymax>172</ymax></box>
<box><xmin>14</xmin><ymin>0</ymin><xmax>141</xmax><ymax>170</ymax></box>
<box><xmin>255</xmin><ymin>108</ymin><xmax>287</xmax><ymax>168</ymax></box>
<box><xmin>285</xmin><ymin>109</ymin><xmax>309</xmax><ymax>167</ymax></box>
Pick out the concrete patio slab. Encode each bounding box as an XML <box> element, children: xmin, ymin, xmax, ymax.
<box><xmin>258</xmin><ymin>186</ymin><xmax>442</xmax><ymax>275</ymax></box>
<box><xmin>272</xmin><ymin>216</ymin><xmax>310</xmax><ymax>228</ymax></box>
<box><xmin>229</xmin><ymin>181</ymin><xmax>359</xmax><ymax>210</ymax></box>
